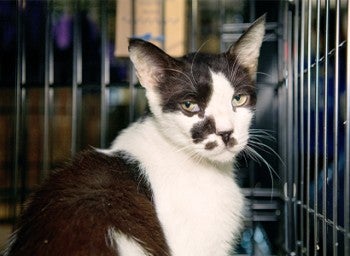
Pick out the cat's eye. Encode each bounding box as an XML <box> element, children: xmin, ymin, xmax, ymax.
<box><xmin>180</xmin><ymin>101</ymin><xmax>200</xmax><ymax>113</ymax></box>
<box><xmin>232</xmin><ymin>94</ymin><xmax>249</xmax><ymax>107</ymax></box>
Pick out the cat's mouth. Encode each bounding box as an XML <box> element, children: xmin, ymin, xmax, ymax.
<box><xmin>204</xmin><ymin>137</ymin><xmax>237</xmax><ymax>151</ymax></box>
<box><xmin>198</xmin><ymin>135</ymin><xmax>247</xmax><ymax>162</ymax></box>
<box><xmin>202</xmin><ymin>137</ymin><xmax>244</xmax><ymax>157</ymax></box>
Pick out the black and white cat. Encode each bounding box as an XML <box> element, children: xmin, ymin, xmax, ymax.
<box><xmin>5</xmin><ymin>15</ymin><xmax>265</xmax><ymax>256</ymax></box>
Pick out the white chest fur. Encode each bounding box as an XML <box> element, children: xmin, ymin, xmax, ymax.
<box><xmin>110</xmin><ymin>119</ymin><xmax>244</xmax><ymax>256</ymax></box>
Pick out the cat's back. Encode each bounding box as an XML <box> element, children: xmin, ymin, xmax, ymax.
<box><xmin>5</xmin><ymin>150</ymin><xmax>170</xmax><ymax>256</ymax></box>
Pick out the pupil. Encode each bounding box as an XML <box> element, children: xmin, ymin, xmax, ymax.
<box><xmin>185</xmin><ymin>102</ymin><xmax>191</xmax><ymax>108</ymax></box>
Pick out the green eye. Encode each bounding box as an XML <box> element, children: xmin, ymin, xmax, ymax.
<box><xmin>232</xmin><ymin>94</ymin><xmax>248</xmax><ymax>107</ymax></box>
<box><xmin>180</xmin><ymin>101</ymin><xmax>200</xmax><ymax>113</ymax></box>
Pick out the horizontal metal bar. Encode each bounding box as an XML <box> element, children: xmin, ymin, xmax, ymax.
<box><xmin>222</xmin><ymin>22</ymin><xmax>278</xmax><ymax>32</ymax></box>
<box><xmin>242</xmin><ymin>188</ymin><xmax>283</xmax><ymax>198</ymax></box>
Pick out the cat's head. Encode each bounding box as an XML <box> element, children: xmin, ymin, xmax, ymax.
<box><xmin>129</xmin><ymin>15</ymin><xmax>265</xmax><ymax>163</ymax></box>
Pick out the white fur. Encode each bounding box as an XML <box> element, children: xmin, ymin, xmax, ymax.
<box><xmin>106</xmin><ymin>228</ymin><xmax>150</xmax><ymax>256</ymax></box>
<box><xmin>109</xmin><ymin>119</ymin><xmax>243</xmax><ymax>256</ymax></box>
<box><xmin>104</xmin><ymin>71</ymin><xmax>249</xmax><ymax>256</ymax></box>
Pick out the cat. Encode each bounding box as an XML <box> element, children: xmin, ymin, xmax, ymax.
<box><xmin>4</xmin><ymin>15</ymin><xmax>265</xmax><ymax>256</ymax></box>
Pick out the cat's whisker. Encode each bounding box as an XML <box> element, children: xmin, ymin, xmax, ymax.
<box><xmin>175</xmin><ymin>144</ymin><xmax>195</xmax><ymax>154</ymax></box>
<box><xmin>247</xmin><ymin>129</ymin><xmax>285</xmax><ymax>166</ymax></box>
<box><xmin>162</xmin><ymin>68</ymin><xmax>196</xmax><ymax>90</ymax></box>
<box><xmin>256</xmin><ymin>71</ymin><xmax>273</xmax><ymax>79</ymax></box>
<box><xmin>248</xmin><ymin>139</ymin><xmax>285</xmax><ymax>167</ymax></box>
<box><xmin>243</xmin><ymin>145</ymin><xmax>278</xmax><ymax>199</ymax></box>
<box><xmin>190</xmin><ymin>40</ymin><xmax>210</xmax><ymax>84</ymax></box>
<box><xmin>249</xmin><ymin>128</ymin><xmax>275</xmax><ymax>134</ymax></box>
<box><xmin>246</xmin><ymin>129</ymin><xmax>284</xmax><ymax>169</ymax></box>
<box><xmin>229</xmin><ymin>51</ymin><xmax>255</xmax><ymax>87</ymax></box>
<box><xmin>228</xmin><ymin>57</ymin><xmax>239</xmax><ymax>82</ymax></box>
<box><xmin>249</xmin><ymin>134</ymin><xmax>276</xmax><ymax>142</ymax></box>
<box><xmin>248</xmin><ymin>129</ymin><xmax>276</xmax><ymax>141</ymax></box>
<box><xmin>244</xmin><ymin>144</ymin><xmax>281</xmax><ymax>180</ymax></box>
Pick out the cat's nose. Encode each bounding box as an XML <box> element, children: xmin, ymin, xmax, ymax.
<box><xmin>217</xmin><ymin>130</ymin><xmax>233</xmax><ymax>145</ymax></box>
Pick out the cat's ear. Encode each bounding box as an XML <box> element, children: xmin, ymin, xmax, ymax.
<box><xmin>228</xmin><ymin>14</ymin><xmax>266</xmax><ymax>80</ymax></box>
<box><xmin>128</xmin><ymin>39</ymin><xmax>175</xmax><ymax>89</ymax></box>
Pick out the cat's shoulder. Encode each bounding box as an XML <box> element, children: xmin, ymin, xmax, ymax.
<box><xmin>40</xmin><ymin>149</ymin><xmax>151</xmax><ymax>200</ymax></box>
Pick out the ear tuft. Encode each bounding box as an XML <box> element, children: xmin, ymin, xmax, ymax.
<box><xmin>128</xmin><ymin>39</ymin><xmax>171</xmax><ymax>89</ymax></box>
<box><xmin>228</xmin><ymin>14</ymin><xmax>266</xmax><ymax>80</ymax></box>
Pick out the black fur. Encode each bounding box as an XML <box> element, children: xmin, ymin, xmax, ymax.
<box><xmin>6</xmin><ymin>150</ymin><xmax>170</xmax><ymax>256</ymax></box>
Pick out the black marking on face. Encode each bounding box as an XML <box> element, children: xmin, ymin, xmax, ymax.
<box><xmin>205</xmin><ymin>141</ymin><xmax>218</xmax><ymax>150</ymax></box>
<box><xmin>227</xmin><ymin>137</ymin><xmax>238</xmax><ymax>148</ymax></box>
<box><xmin>154</xmin><ymin>57</ymin><xmax>213</xmax><ymax>117</ymax></box>
<box><xmin>191</xmin><ymin>116</ymin><xmax>216</xmax><ymax>144</ymax></box>
<box><xmin>221</xmin><ymin>53</ymin><xmax>257</xmax><ymax>108</ymax></box>
<box><xmin>217</xmin><ymin>130</ymin><xmax>233</xmax><ymax>146</ymax></box>
<box><xmin>150</xmin><ymin>46</ymin><xmax>257</xmax><ymax>116</ymax></box>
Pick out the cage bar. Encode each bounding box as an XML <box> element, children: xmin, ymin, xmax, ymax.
<box><xmin>345</xmin><ymin>0</ymin><xmax>350</xmax><ymax>254</ymax></box>
<box><xmin>322</xmin><ymin>0</ymin><xmax>330</xmax><ymax>254</ymax></box>
<box><xmin>306</xmin><ymin>0</ymin><xmax>312</xmax><ymax>252</ymax></box>
<box><xmin>333</xmin><ymin>1</ymin><xmax>340</xmax><ymax>255</ymax></box>
<box><xmin>13</xmin><ymin>0</ymin><xmax>25</xmax><ymax>221</ymax></box>
<box><xmin>190</xmin><ymin>0</ymin><xmax>198</xmax><ymax>52</ymax></box>
<box><xmin>100</xmin><ymin>1</ymin><xmax>110</xmax><ymax>148</ymax></box>
<box><xmin>1</xmin><ymin>1</ymin><xmax>350</xmax><ymax>254</ymax></box>
<box><xmin>298</xmin><ymin>0</ymin><xmax>306</xmax><ymax>252</ymax></box>
<box><xmin>42</xmin><ymin>0</ymin><xmax>53</xmax><ymax>180</ymax></box>
<box><xmin>128</xmin><ymin>0</ymin><xmax>136</xmax><ymax>122</ymax></box>
<box><xmin>313</xmin><ymin>0</ymin><xmax>321</xmax><ymax>252</ymax></box>
<box><xmin>286</xmin><ymin>9</ymin><xmax>294</xmax><ymax>253</ymax></box>
<box><xmin>292</xmin><ymin>0</ymin><xmax>300</xmax><ymax>253</ymax></box>
<box><xmin>71</xmin><ymin>1</ymin><xmax>82</xmax><ymax>155</ymax></box>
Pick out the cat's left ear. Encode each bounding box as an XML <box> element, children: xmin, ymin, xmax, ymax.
<box><xmin>128</xmin><ymin>39</ymin><xmax>176</xmax><ymax>89</ymax></box>
<box><xmin>228</xmin><ymin>14</ymin><xmax>266</xmax><ymax>80</ymax></box>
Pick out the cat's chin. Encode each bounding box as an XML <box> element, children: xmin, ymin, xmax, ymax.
<box><xmin>193</xmin><ymin>147</ymin><xmax>237</xmax><ymax>164</ymax></box>
<box><xmin>207</xmin><ymin>150</ymin><xmax>237</xmax><ymax>163</ymax></box>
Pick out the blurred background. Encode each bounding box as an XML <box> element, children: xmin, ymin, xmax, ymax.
<box><xmin>0</xmin><ymin>0</ymin><xmax>349</xmax><ymax>255</ymax></box>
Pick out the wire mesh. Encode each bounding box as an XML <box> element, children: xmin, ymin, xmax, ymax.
<box><xmin>285</xmin><ymin>0</ymin><xmax>350</xmax><ymax>255</ymax></box>
<box><xmin>4</xmin><ymin>0</ymin><xmax>350</xmax><ymax>255</ymax></box>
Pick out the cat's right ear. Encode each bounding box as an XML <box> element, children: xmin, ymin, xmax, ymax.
<box><xmin>227</xmin><ymin>14</ymin><xmax>266</xmax><ymax>81</ymax></box>
<box><xmin>128</xmin><ymin>39</ymin><xmax>174</xmax><ymax>89</ymax></box>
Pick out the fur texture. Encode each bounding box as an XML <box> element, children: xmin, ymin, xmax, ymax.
<box><xmin>4</xmin><ymin>15</ymin><xmax>265</xmax><ymax>256</ymax></box>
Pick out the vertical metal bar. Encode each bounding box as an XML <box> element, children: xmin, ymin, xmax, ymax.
<box><xmin>100</xmin><ymin>1</ymin><xmax>110</xmax><ymax>148</ymax></box>
<box><xmin>72</xmin><ymin>1</ymin><xmax>82</xmax><ymax>155</ymax></box>
<box><xmin>161</xmin><ymin>0</ymin><xmax>165</xmax><ymax>50</ymax></box>
<box><xmin>219</xmin><ymin>0</ymin><xmax>225</xmax><ymax>52</ymax></box>
<box><xmin>333</xmin><ymin>1</ymin><xmax>340</xmax><ymax>255</ymax></box>
<box><xmin>13</xmin><ymin>0</ymin><xmax>26</xmax><ymax>221</ymax></box>
<box><xmin>293</xmin><ymin>0</ymin><xmax>300</xmax><ymax>253</ymax></box>
<box><xmin>129</xmin><ymin>0</ymin><xmax>136</xmax><ymax>122</ymax></box>
<box><xmin>322</xmin><ymin>1</ymin><xmax>330</xmax><ymax>254</ymax></box>
<box><xmin>286</xmin><ymin>9</ymin><xmax>294</xmax><ymax>254</ymax></box>
<box><xmin>306</xmin><ymin>0</ymin><xmax>312</xmax><ymax>253</ymax></box>
<box><xmin>42</xmin><ymin>0</ymin><xmax>53</xmax><ymax>180</ymax></box>
<box><xmin>190</xmin><ymin>0</ymin><xmax>198</xmax><ymax>51</ymax></box>
<box><xmin>314</xmin><ymin>0</ymin><xmax>321</xmax><ymax>253</ymax></box>
<box><xmin>299</xmin><ymin>0</ymin><xmax>306</xmax><ymax>253</ymax></box>
<box><xmin>249</xmin><ymin>0</ymin><xmax>256</xmax><ymax>22</ymax></box>
<box><xmin>344</xmin><ymin>0</ymin><xmax>350</xmax><ymax>254</ymax></box>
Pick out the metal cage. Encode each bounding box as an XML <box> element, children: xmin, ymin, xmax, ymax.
<box><xmin>0</xmin><ymin>0</ymin><xmax>349</xmax><ymax>255</ymax></box>
<box><xmin>282</xmin><ymin>0</ymin><xmax>350</xmax><ymax>255</ymax></box>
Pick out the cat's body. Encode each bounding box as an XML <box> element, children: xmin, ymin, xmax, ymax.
<box><xmin>109</xmin><ymin>116</ymin><xmax>243</xmax><ymax>256</ymax></box>
<box><xmin>4</xmin><ymin>16</ymin><xmax>265</xmax><ymax>256</ymax></box>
